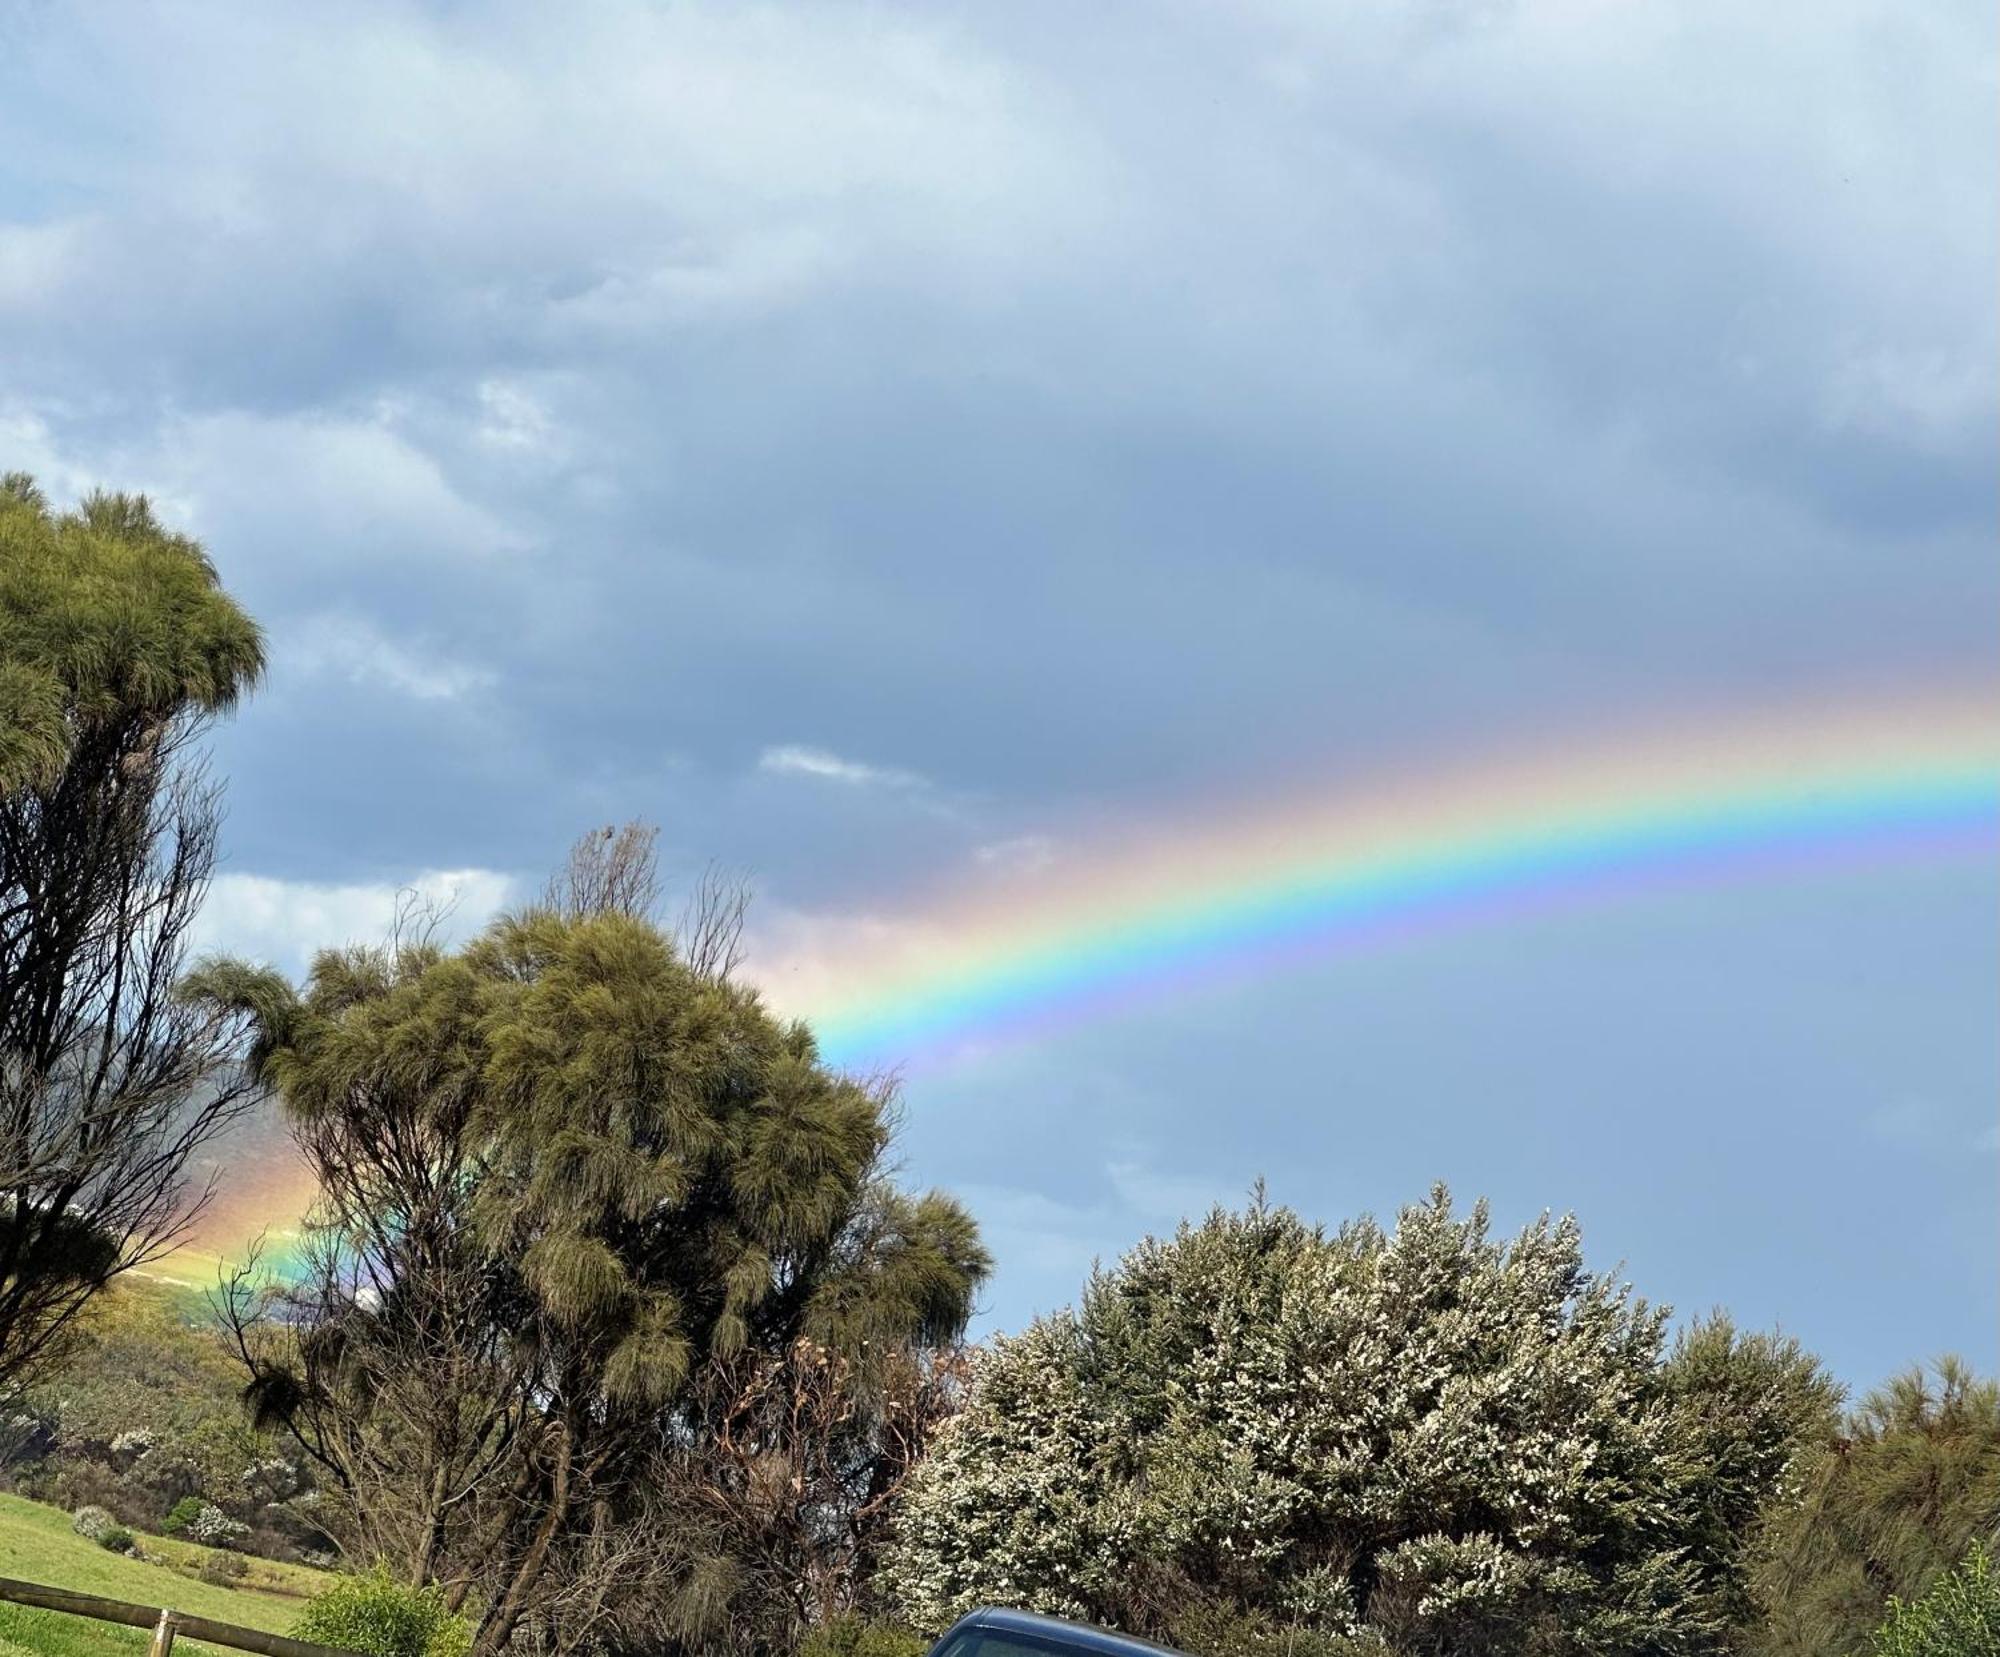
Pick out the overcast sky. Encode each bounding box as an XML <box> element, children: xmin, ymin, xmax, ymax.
<box><xmin>3</xmin><ymin>0</ymin><xmax>1993</xmax><ymax>1389</ymax></box>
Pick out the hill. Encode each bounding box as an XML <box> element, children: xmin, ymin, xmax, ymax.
<box><xmin>0</xmin><ymin>1491</ymin><xmax>330</xmax><ymax>1656</ymax></box>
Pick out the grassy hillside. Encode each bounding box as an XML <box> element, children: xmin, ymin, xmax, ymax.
<box><xmin>0</xmin><ymin>1493</ymin><xmax>330</xmax><ymax>1657</ymax></box>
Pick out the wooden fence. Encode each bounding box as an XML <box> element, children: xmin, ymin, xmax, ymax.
<box><xmin>0</xmin><ymin>1575</ymin><xmax>361</xmax><ymax>1657</ymax></box>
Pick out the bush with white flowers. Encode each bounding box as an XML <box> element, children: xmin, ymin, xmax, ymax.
<box><xmin>188</xmin><ymin>1503</ymin><xmax>250</xmax><ymax>1548</ymax></box>
<box><xmin>881</xmin><ymin>1187</ymin><xmax>1827</xmax><ymax>1656</ymax></box>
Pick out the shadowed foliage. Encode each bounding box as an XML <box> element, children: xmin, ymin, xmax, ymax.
<box><xmin>1750</xmin><ymin>1358</ymin><xmax>2000</xmax><ymax>1656</ymax></box>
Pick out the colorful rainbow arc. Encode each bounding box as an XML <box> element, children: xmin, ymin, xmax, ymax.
<box><xmin>803</xmin><ymin>694</ymin><xmax>2000</xmax><ymax>1070</ymax></box>
<box><xmin>180</xmin><ymin>688</ymin><xmax>1998</xmax><ymax>1263</ymax></box>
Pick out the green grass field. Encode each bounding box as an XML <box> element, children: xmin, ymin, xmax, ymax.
<box><xmin>0</xmin><ymin>1493</ymin><xmax>332</xmax><ymax>1656</ymax></box>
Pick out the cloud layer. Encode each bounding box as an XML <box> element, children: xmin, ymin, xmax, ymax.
<box><xmin>2</xmin><ymin>0</ymin><xmax>1993</xmax><ymax>1380</ymax></box>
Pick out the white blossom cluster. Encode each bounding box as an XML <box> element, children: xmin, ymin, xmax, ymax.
<box><xmin>881</xmin><ymin>1189</ymin><xmax>1735</xmax><ymax>1654</ymax></box>
<box><xmin>187</xmin><ymin>1502</ymin><xmax>250</xmax><ymax>1546</ymax></box>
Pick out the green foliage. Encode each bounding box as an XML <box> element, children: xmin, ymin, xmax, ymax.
<box><xmin>22</xmin><ymin>1280</ymin><xmax>264</xmax><ymax>1510</ymax></box>
<box><xmin>161</xmin><ymin>1495</ymin><xmax>208</xmax><ymax>1535</ymax></box>
<box><xmin>95</xmin><ymin>1522</ymin><xmax>134</xmax><ymax>1553</ymax></box>
<box><xmin>884</xmin><ymin>1189</ymin><xmax>1829</xmax><ymax>1656</ymax></box>
<box><xmin>1751</xmin><ymin>1359</ymin><xmax>2000</xmax><ymax>1655</ymax></box>
<box><xmin>71</xmin><ymin>1504</ymin><xmax>116</xmax><ymax>1540</ymax></box>
<box><xmin>200</xmin><ymin>1549</ymin><xmax>252</xmax><ymax>1585</ymax></box>
<box><xmin>0</xmin><ymin>475</ymin><xmax>262</xmax><ymax>793</ymax></box>
<box><xmin>1658</xmin><ymin>1314</ymin><xmax>1845</xmax><ymax>1637</ymax></box>
<box><xmin>197</xmin><ymin>893</ymin><xmax>991</xmax><ymax>1653</ymax></box>
<box><xmin>292</xmin><ymin>1568</ymin><xmax>473</xmax><ymax>1657</ymax></box>
<box><xmin>1872</xmin><ymin>1542</ymin><xmax>2000</xmax><ymax>1656</ymax></box>
<box><xmin>1167</xmin><ymin>1602</ymin><xmax>1399</xmax><ymax>1657</ymax></box>
<box><xmin>799</xmin><ymin>1616</ymin><xmax>931</xmax><ymax>1657</ymax></box>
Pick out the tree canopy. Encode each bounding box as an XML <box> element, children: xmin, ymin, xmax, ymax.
<box><xmin>192</xmin><ymin>875</ymin><xmax>989</xmax><ymax>1657</ymax></box>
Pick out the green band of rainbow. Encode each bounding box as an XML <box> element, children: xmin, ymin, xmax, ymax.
<box><xmin>804</xmin><ymin>696</ymin><xmax>1999</xmax><ymax>1070</ymax></box>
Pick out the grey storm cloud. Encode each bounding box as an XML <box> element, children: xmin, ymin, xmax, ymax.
<box><xmin>1</xmin><ymin>0</ymin><xmax>1994</xmax><ymax>1375</ymax></box>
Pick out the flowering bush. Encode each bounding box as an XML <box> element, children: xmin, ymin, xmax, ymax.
<box><xmin>108</xmin><ymin>1428</ymin><xmax>156</xmax><ymax>1465</ymax></box>
<box><xmin>70</xmin><ymin>1503</ymin><xmax>116</xmax><ymax>1541</ymax></box>
<box><xmin>882</xmin><ymin>1188</ymin><xmax>1828</xmax><ymax>1655</ymax></box>
<box><xmin>187</xmin><ymin>1503</ymin><xmax>250</xmax><ymax>1548</ymax></box>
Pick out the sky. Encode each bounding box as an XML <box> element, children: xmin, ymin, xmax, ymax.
<box><xmin>1</xmin><ymin>0</ymin><xmax>1994</xmax><ymax>1391</ymax></box>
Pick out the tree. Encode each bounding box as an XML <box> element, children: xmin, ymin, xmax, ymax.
<box><xmin>1750</xmin><ymin>1358</ymin><xmax>2000</xmax><ymax>1655</ymax></box>
<box><xmin>1656</xmin><ymin>1315</ymin><xmax>1845</xmax><ymax>1647</ymax></box>
<box><xmin>882</xmin><ymin>1189</ymin><xmax>1830</xmax><ymax>1657</ymax></box>
<box><xmin>0</xmin><ymin>474</ymin><xmax>265</xmax><ymax>1392</ymax></box>
<box><xmin>192</xmin><ymin>832</ymin><xmax>988</xmax><ymax>1657</ymax></box>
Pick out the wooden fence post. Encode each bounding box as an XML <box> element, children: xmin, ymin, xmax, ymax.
<box><xmin>149</xmin><ymin>1604</ymin><xmax>177</xmax><ymax>1657</ymax></box>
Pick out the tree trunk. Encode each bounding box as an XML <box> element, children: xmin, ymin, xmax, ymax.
<box><xmin>470</xmin><ymin>1425</ymin><xmax>573</xmax><ymax>1657</ymax></box>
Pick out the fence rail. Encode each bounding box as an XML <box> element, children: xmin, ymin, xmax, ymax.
<box><xmin>0</xmin><ymin>1575</ymin><xmax>360</xmax><ymax>1657</ymax></box>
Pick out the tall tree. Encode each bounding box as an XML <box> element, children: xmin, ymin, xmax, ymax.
<box><xmin>193</xmin><ymin>831</ymin><xmax>987</xmax><ymax>1657</ymax></box>
<box><xmin>1749</xmin><ymin>1358</ymin><xmax>2000</xmax><ymax>1656</ymax></box>
<box><xmin>0</xmin><ymin>474</ymin><xmax>264</xmax><ymax>1391</ymax></box>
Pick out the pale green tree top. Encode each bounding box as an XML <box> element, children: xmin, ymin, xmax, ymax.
<box><xmin>0</xmin><ymin>473</ymin><xmax>264</xmax><ymax>793</ymax></box>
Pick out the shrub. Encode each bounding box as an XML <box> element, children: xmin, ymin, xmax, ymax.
<box><xmin>187</xmin><ymin>1503</ymin><xmax>250</xmax><ymax>1548</ymax></box>
<box><xmin>1873</xmin><ymin>1542</ymin><xmax>2000</xmax><ymax>1656</ymax></box>
<box><xmin>96</xmin><ymin>1524</ymin><xmax>134</xmax><ymax>1554</ymax></box>
<box><xmin>161</xmin><ymin>1495</ymin><xmax>207</xmax><ymax>1536</ymax></box>
<box><xmin>800</xmin><ymin>1617</ymin><xmax>931</xmax><ymax>1657</ymax></box>
<box><xmin>199</xmin><ymin>1552</ymin><xmax>251</xmax><ymax>1586</ymax></box>
<box><xmin>292</xmin><ymin>1569</ymin><xmax>473</xmax><ymax>1657</ymax></box>
<box><xmin>70</xmin><ymin>1504</ymin><xmax>116</xmax><ymax>1541</ymax></box>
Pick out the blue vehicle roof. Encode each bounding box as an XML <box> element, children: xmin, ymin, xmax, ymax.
<box><xmin>940</xmin><ymin>1606</ymin><xmax>1188</xmax><ymax>1657</ymax></box>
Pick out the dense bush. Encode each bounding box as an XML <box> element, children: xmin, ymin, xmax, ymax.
<box><xmin>799</xmin><ymin>1617</ymin><xmax>931</xmax><ymax>1657</ymax></box>
<box><xmin>70</xmin><ymin>1504</ymin><xmax>116</xmax><ymax>1541</ymax></box>
<box><xmin>161</xmin><ymin>1495</ymin><xmax>207</xmax><ymax>1536</ymax></box>
<box><xmin>292</xmin><ymin>1569</ymin><xmax>473</xmax><ymax>1657</ymax></box>
<box><xmin>96</xmin><ymin>1523</ymin><xmax>135</xmax><ymax>1554</ymax></box>
<box><xmin>1872</xmin><ymin>1543</ymin><xmax>2000</xmax><ymax>1656</ymax></box>
<box><xmin>884</xmin><ymin>1189</ymin><xmax>1832</xmax><ymax>1656</ymax></box>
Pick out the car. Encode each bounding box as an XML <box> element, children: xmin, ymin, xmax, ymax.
<box><xmin>923</xmin><ymin>1607</ymin><xmax>1189</xmax><ymax>1657</ymax></box>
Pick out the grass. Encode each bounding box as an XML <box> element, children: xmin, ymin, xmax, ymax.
<box><xmin>0</xmin><ymin>1492</ymin><xmax>334</xmax><ymax>1656</ymax></box>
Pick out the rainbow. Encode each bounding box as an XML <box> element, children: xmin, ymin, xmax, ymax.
<box><xmin>180</xmin><ymin>687</ymin><xmax>1998</xmax><ymax>1264</ymax></box>
<box><xmin>779</xmin><ymin>689</ymin><xmax>1999</xmax><ymax>1071</ymax></box>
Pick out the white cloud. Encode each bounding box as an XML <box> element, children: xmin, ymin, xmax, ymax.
<box><xmin>473</xmin><ymin>379</ymin><xmax>562</xmax><ymax>458</ymax></box>
<box><xmin>1105</xmin><ymin>1159</ymin><xmax>1234</xmax><ymax>1222</ymax></box>
<box><xmin>289</xmin><ymin>612</ymin><xmax>495</xmax><ymax>702</ymax></box>
<box><xmin>0</xmin><ymin>407</ymin><xmax>103</xmax><ymax>505</ymax></box>
<box><xmin>149</xmin><ymin>409</ymin><xmax>528</xmax><ymax>563</ymax></box>
<box><xmin>194</xmin><ymin>867</ymin><xmax>515</xmax><ymax>975</ymax></box>
<box><xmin>973</xmin><ymin>834</ymin><xmax>1058</xmax><ymax>874</ymax></box>
<box><xmin>758</xmin><ymin>745</ymin><xmax>926</xmax><ymax>790</ymax></box>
